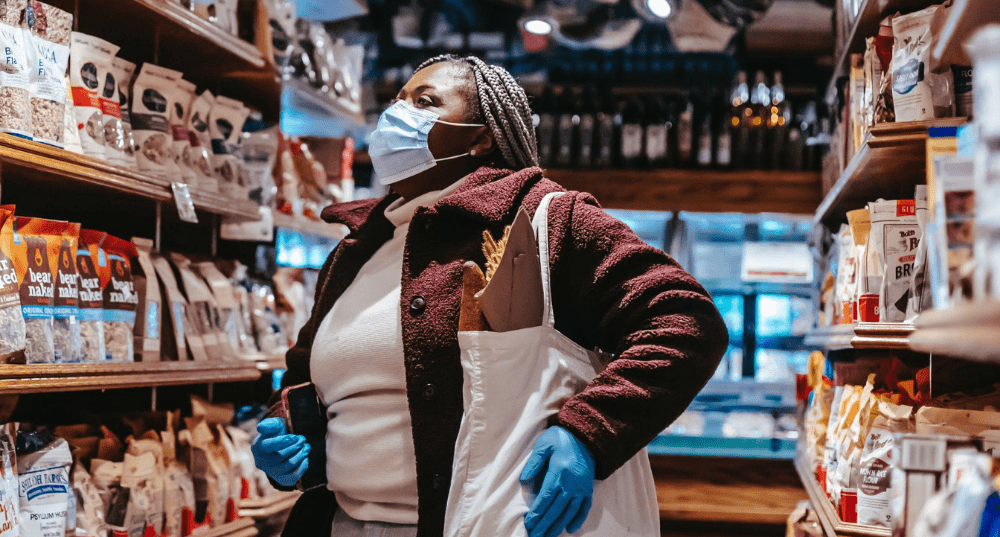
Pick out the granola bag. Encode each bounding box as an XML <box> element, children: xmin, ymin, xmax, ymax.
<box><xmin>60</xmin><ymin>78</ymin><xmax>80</xmax><ymax>154</ymax></box>
<box><xmin>891</xmin><ymin>4</ymin><xmax>954</xmax><ymax>122</ymax></box>
<box><xmin>0</xmin><ymin>207</ymin><xmax>26</xmax><ymax>364</ymax></box>
<box><xmin>98</xmin><ymin>53</ymin><xmax>133</xmax><ymax>167</ymax></box>
<box><xmin>0</xmin><ymin>0</ymin><xmax>33</xmax><ymax>138</ymax></box>
<box><xmin>131</xmin><ymin>63</ymin><xmax>181</xmax><ymax>178</ymax></box>
<box><xmin>16</xmin><ymin>431</ymin><xmax>72</xmax><ymax>537</ymax></box>
<box><xmin>14</xmin><ymin>217</ymin><xmax>76</xmax><ymax>363</ymax></box>
<box><xmin>75</xmin><ymin>229</ymin><xmax>106</xmax><ymax>362</ymax></box>
<box><xmin>100</xmin><ymin>234</ymin><xmax>137</xmax><ymax>362</ymax></box>
<box><xmin>50</xmin><ymin>222</ymin><xmax>80</xmax><ymax>362</ymax></box>
<box><xmin>68</xmin><ymin>32</ymin><xmax>116</xmax><ymax>158</ymax></box>
<box><xmin>167</xmin><ymin>79</ymin><xmax>198</xmax><ymax>186</ymax></box>
<box><xmin>208</xmin><ymin>96</ymin><xmax>249</xmax><ymax>200</ymax></box>
<box><xmin>26</xmin><ymin>1</ymin><xmax>71</xmax><ymax>147</ymax></box>
<box><xmin>187</xmin><ymin>90</ymin><xmax>216</xmax><ymax>192</ymax></box>
<box><xmin>0</xmin><ymin>423</ymin><xmax>18</xmax><ymax>537</ymax></box>
<box><xmin>130</xmin><ymin>237</ymin><xmax>160</xmax><ymax>362</ymax></box>
<box><xmin>857</xmin><ymin>398</ymin><xmax>914</xmax><ymax>527</ymax></box>
<box><xmin>868</xmin><ymin>199</ymin><xmax>921</xmax><ymax>323</ymax></box>
<box><xmin>112</xmin><ymin>57</ymin><xmax>137</xmax><ymax>160</ymax></box>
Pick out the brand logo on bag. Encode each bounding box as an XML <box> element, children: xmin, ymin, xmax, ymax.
<box><xmin>893</xmin><ymin>59</ymin><xmax>924</xmax><ymax>95</ymax></box>
<box><xmin>859</xmin><ymin>458</ymin><xmax>891</xmax><ymax>495</ymax></box>
<box><xmin>896</xmin><ymin>199</ymin><xmax>916</xmax><ymax>217</ymax></box>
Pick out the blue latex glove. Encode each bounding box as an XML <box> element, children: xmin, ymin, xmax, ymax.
<box><xmin>252</xmin><ymin>417</ymin><xmax>311</xmax><ymax>487</ymax></box>
<box><xmin>520</xmin><ymin>426</ymin><xmax>595</xmax><ymax>537</ymax></box>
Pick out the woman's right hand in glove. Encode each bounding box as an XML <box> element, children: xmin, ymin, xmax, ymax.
<box><xmin>252</xmin><ymin>417</ymin><xmax>311</xmax><ymax>487</ymax></box>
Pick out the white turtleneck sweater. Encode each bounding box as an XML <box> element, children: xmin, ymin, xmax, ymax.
<box><xmin>310</xmin><ymin>178</ymin><xmax>465</xmax><ymax>524</ymax></box>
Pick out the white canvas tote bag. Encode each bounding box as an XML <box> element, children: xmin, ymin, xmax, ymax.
<box><xmin>444</xmin><ymin>192</ymin><xmax>660</xmax><ymax>537</ymax></box>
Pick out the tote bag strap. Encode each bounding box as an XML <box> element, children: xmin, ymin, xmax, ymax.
<box><xmin>531</xmin><ymin>192</ymin><xmax>564</xmax><ymax>329</ymax></box>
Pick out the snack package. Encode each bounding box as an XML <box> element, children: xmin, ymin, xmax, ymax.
<box><xmin>951</xmin><ymin>64</ymin><xmax>973</xmax><ymax>118</ymax></box>
<box><xmin>907</xmin><ymin>186</ymin><xmax>932</xmax><ymax>319</ymax></box>
<box><xmin>910</xmin><ymin>451</ymin><xmax>994</xmax><ymax>537</ymax></box>
<box><xmin>89</xmin><ymin>458</ymin><xmax>126</xmax><ymax>532</ymax></box>
<box><xmin>100</xmin><ymin>234</ymin><xmax>137</xmax><ymax>362</ymax></box>
<box><xmin>51</xmin><ymin>222</ymin><xmax>80</xmax><ymax>363</ymax></box>
<box><xmin>891</xmin><ymin>4</ymin><xmax>954</xmax><ymax>122</ymax></box>
<box><xmin>239</xmin><ymin>126</ymin><xmax>279</xmax><ymax>206</ymax></box>
<box><xmin>187</xmin><ymin>90</ymin><xmax>216</xmax><ymax>192</ymax></box>
<box><xmin>131</xmin><ymin>237</ymin><xmax>160</xmax><ymax>362</ymax></box>
<box><xmin>152</xmin><ymin>254</ymin><xmax>208</xmax><ymax>361</ymax></box>
<box><xmin>16</xmin><ymin>432</ymin><xmax>72</xmax><ymax>537</ymax></box>
<box><xmin>822</xmin><ymin>385</ymin><xmax>844</xmax><ymax>494</ymax></box>
<box><xmin>69</xmin><ymin>32</ymin><xmax>117</xmax><ymax>158</ymax></box>
<box><xmin>208</xmin><ymin>96</ymin><xmax>249</xmax><ymax>200</ymax></box>
<box><xmin>169</xmin><ymin>254</ymin><xmax>221</xmax><ymax>360</ymax></box>
<box><xmin>71</xmin><ymin>461</ymin><xmax>106</xmax><ymax>537</ymax></box>
<box><xmin>864</xmin><ymin>37</ymin><xmax>882</xmax><ymax>129</ymax></box>
<box><xmin>27</xmin><ymin>1</ymin><xmax>72</xmax><ymax>147</ymax></box>
<box><xmin>224</xmin><ymin>427</ymin><xmax>257</xmax><ymax>501</ymax></box>
<box><xmin>14</xmin><ymin>217</ymin><xmax>77</xmax><ymax>363</ymax></box>
<box><xmin>931</xmin><ymin>156</ymin><xmax>975</xmax><ymax>308</ymax></box>
<box><xmin>98</xmin><ymin>54</ymin><xmax>133</xmax><ymax>167</ymax></box>
<box><xmin>76</xmin><ymin>229</ymin><xmax>107</xmax><ymax>362</ymax></box>
<box><xmin>121</xmin><ymin>451</ymin><xmax>158</xmax><ymax>537</ymax></box>
<box><xmin>0</xmin><ymin>0</ymin><xmax>33</xmax><ymax>138</ymax></box>
<box><xmin>131</xmin><ymin>63</ymin><xmax>182</xmax><ymax>178</ymax></box>
<box><xmin>0</xmin><ymin>208</ymin><xmax>27</xmax><ymax>364</ymax></box>
<box><xmin>193</xmin><ymin>262</ymin><xmax>241</xmax><ymax>358</ymax></box>
<box><xmin>161</xmin><ymin>412</ymin><xmax>194</xmax><ymax>537</ymax></box>
<box><xmin>857</xmin><ymin>397</ymin><xmax>914</xmax><ymax>527</ymax></box>
<box><xmin>127</xmin><ymin>438</ymin><xmax>165</xmax><ymax>537</ymax></box>
<box><xmin>0</xmin><ymin>423</ymin><xmax>18</xmax><ymax>537</ymax></box>
<box><xmin>250</xmin><ymin>282</ymin><xmax>285</xmax><ymax>354</ymax></box>
<box><xmin>180</xmin><ymin>419</ymin><xmax>231</xmax><ymax>528</ymax></box>
<box><xmin>168</xmin><ymin>79</ymin><xmax>198</xmax><ymax>186</ymax></box>
<box><xmin>868</xmin><ymin>199</ymin><xmax>921</xmax><ymax>323</ymax></box>
<box><xmin>834</xmin><ymin>225</ymin><xmax>856</xmax><ymax>324</ymax></box>
<box><xmin>828</xmin><ymin>385</ymin><xmax>861</xmax><ymax>508</ymax></box>
<box><xmin>849</xmin><ymin>208</ymin><xmax>874</xmax><ymax>323</ymax></box>
<box><xmin>807</xmin><ymin>383</ymin><xmax>834</xmax><ymax>470</ymax></box>
<box><xmin>61</xmin><ymin>79</ymin><xmax>82</xmax><ymax>154</ymax></box>
<box><xmin>112</xmin><ymin>57</ymin><xmax>138</xmax><ymax>161</ymax></box>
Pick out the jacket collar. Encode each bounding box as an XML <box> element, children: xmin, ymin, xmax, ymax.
<box><xmin>320</xmin><ymin>166</ymin><xmax>547</xmax><ymax>233</ymax></box>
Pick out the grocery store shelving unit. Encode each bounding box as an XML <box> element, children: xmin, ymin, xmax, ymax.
<box><xmin>804</xmin><ymin>324</ymin><xmax>855</xmax><ymax>350</ymax></box>
<box><xmin>546</xmin><ymin>168</ymin><xmax>823</xmax><ymax>214</ymax></box>
<box><xmin>794</xmin><ymin>453</ymin><xmax>891</xmax><ymax>537</ymax></box>
<box><xmin>239</xmin><ymin>492</ymin><xmax>302</xmax><ymax>520</ymax></box>
<box><xmin>201</xmin><ymin>517</ymin><xmax>259</xmax><ymax>537</ymax></box>
<box><xmin>910</xmin><ymin>302</ymin><xmax>1000</xmax><ymax>362</ymax></box>
<box><xmin>806</xmin><ymin>322</ymin><xmax>915</xmax><ymax>352</ymax></box>
<box><xmin>0</xmin><ymin>361</ymin><xmax>262</xmax><ymax>395</ymax></box>
<box><xmin>932</xmin><ymin>0</ymin><xmax>1000</xmax><ymax>66</ymax></box>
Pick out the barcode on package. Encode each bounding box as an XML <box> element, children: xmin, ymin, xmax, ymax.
<box><xmin>900</xmin><ymin>438</ymin><xmax>946</xmax><ymax>472</ymax></box>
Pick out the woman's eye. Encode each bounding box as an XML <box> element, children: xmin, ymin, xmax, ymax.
<box><xmin>417</xmin><ymin>96</ymin><xmax>434</xmax><ymax>107</ymax></box>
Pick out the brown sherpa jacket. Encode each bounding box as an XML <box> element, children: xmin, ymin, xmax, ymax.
<box><xmin>276</xmin><ymin>165</ymin><xmax>727</xmax><ymax>536</ymax></box>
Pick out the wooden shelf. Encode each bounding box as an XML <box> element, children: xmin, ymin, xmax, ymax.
<box><xmin>794</xmin><ymin>453</ymin><xmax>891</xmax><ymax>537</ymax></box>
<box><xmin>932</xmin><ymin>0</ymin><xmax>1000</xmax><ymax>66</ymax></box>
<box><xmin>805</xmin><ymin>324</ymin><xmax>856</xmax><ymax>350</ymax></box>
<box><xmin>546</xmin><ymin>168</ymin><xmax>822</xmax><ymax>214</ymax></box>
<box><xmin>197</xmin><ymin>517</ymin><xmax>258</xmax><ymax>537</ymax></box>
<box><xmin>0</xmin><ymin>360</ymin><xmax>261</xmax><ymax>395</ymax></box>
<box><xmin>0</xmin><ymin>134</ymin><xmax>260</xmax><ymax>221</ymax></box>
<box><xmin>240</xmin><ymin>352</ymin><xmax>287</xmax><ymax>371</ymax></box>
<box><xmin>814</xmin><ymin>118</ymin><xmax>966</xmax><ymax>231</ymax></box>
<box><xmin>910</xmin><ymin>301</ymin><xmax>1000</xmax><ymax>362</ymax></box>
<box><xmin>239</xmin><ymin>492</ymin><xmax>301</xmax><ymax>519</ymax></box>
<box><xmin>273</xmin><ymin>212</ymin><xmax>349</xmax><ymax>240</ymax></box>
<box><xmin>804</xmin><ymin>322</ymin><xmax>913</xmax><ymax>351</ymax></box>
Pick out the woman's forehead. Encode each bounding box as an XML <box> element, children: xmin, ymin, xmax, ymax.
<box><xmin>406</xmin><ymin>62</ymin><xmax>469</xmax><ymax>93</ymax></box>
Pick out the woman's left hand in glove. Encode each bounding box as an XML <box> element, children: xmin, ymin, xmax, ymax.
<box><xmin>519</xmin><ymin>426</ymin><xmax>595</xmax><ymax>537</ymax></box>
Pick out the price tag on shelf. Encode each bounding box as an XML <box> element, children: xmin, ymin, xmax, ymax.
<box><xmin>171</xmin><ymin>182</ymin><xmax>199</xmax><ymax>224</ymax></box>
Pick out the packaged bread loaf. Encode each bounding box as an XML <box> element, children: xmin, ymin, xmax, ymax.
<box><xmin>0</xmin><ymin>0</ymin><xmax>33</xmax><ymax>138</ymax></box>
<box><xmin>27</xmin><ymin>1</ymin><xmax>72</xmax><ymax>147</ymax></box>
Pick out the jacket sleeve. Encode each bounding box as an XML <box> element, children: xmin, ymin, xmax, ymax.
<box><xmin>549</xmin><ymin>192</ymin><xmax>728</xmax><ymax>479</ymax></box>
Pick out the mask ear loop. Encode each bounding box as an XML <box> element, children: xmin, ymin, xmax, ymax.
<box><xmin>436</xmin><ymin>118</ymin><xmax>486</xmax><ymax>128</ymax></box>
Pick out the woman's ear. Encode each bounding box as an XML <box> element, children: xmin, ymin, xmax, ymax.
<box><xmin>469</xmin><ymin>126</ymin><xmax>495</xmax><ymax>159</ymax></box>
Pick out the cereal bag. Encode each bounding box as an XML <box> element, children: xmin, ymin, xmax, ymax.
<box><xmin>27</xmin><ymin>1</ymin><xmax>72</xmax><ymax>147</ymax></box>
<box><xmin>0</xmin><ymin>0</ymin><xmax>33</xmax><ymax>138</ymax></box>
<box><xmin>100</xmin><ymin>234</ymin><xmax>137</xmax><ymax>362</ymax></box>
<box><xmin>14</xmin><ymin>217</ymin><xmax>77</xmax><ymax>363</ymax></box>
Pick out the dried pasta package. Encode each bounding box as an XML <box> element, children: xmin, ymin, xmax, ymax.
<box><xmin>0</xmin><ymin>423</ymin><xmax>18</xmax><ymax>537</ymax></box>
<box><xmin>166</xmin><ymin>79</ymin><xmax>198</xmax><ymax>186</ymax></box>
<box><xmin>193</xmin><ymin>262</ymin><xmax>241</xmax><ymax>359</ymax></box>
<box><xmin>112</xmin><ymin>58</ymin><xmax>138</xmax><ymax>160</ymax></box>
<box><xmin>187</xmin><ymin>90</ymin><xmax>217</xmax><ymax>192</ymax></box>
<box><xmin>14</xmin><ymin>217</ymin><xmax>75</xmax><ymax>363</ymax></box>
<box><xmin>98</xmin><ymin>53</ymin><xmax>134</xmax><ymax>168</ymax></box>
<box><xmin>130</xmin><ymin>237</ymin><xmax>160</xmax><ymax>362</ymax></box>
<box><xmin>27</xmin><ymin>1</ymin><xmax>72</xmax><ymax>147</ymax></box>
<box><xmin>0</xmin><ymin>0</ymin><xmax>33</xmax><ymax>138</ymax></box>
<box><xmin>131</xmin><ymin>63</ymin><xmax>182</xmax><ymax>179</ymax></box>
<box><xmin>76</xmin><ymin>229</ymin><xmax>107</xmax><ymax>362</ymax></box>
<box><xmin>50</xmin><ymin>222</ymin><xmax>80</xmax><ymax>362</ymax></box>
<box><xmin>15</xmin><ymin>429</ymin><xmax>72</xmax><ymax>537</ymax></box>
<box><xmin>69</xmin><ymin>32</ymin><xmax>117</xmax><ymax>158</ymax></box>
<box><xmin>0</xmin><ymin>207</ymin><xmax>26</xmax><ymax>364</ymax></box>
<box><xmin>208</xmin><ymin>96</ymin><xmax>249</xmax><ymax>200</ymax></box>
<box><xmin>100</xmin><ymin>234</ymin><xmax>137</xmax><ymax>362</ymax></box>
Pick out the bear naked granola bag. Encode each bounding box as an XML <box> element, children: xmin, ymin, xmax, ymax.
<box><xmin>0</xmin><ymin>207</ymin><xmax>26</xmax><ymax>363</ymax></box>
<box><xmin>14</xmin><ymin>217</ymin><xmax>77</xmax><ymax>363</ymax></box>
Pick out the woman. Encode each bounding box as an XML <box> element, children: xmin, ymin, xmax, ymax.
<box><xmin>252</xmin><ymin>54</ymin><xmax>728</xmax><ymax>537</ymax></box>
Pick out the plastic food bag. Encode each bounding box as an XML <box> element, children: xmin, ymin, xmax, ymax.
<box><xmin>27</xmin><ymin>1</ymin><xmax>72</xmax><ymax>147</ymax></box>
<box><xmin>127</xmin><ymin>438</ymin><xmax>165</xmax><ymax>537</ymax></box>
<box><xmin>100</xmin><ymin>234</ymin><xmax>137</xmax><ymax>362</ymax></box>
<box><xmin>187</xmin><ymin>90</ymin><xmax>217</xmax><ymax>192</ymax></box>
<box><xmin>868</xmin><ymin>199</ymin><xmax>921</xmax><ymax>323</ymax></box>
<box><xmin>51</xmin><ymin>222</ymin><xmax>81</xmax><ymax>362</ymax></box>
<box><xmin>98</xmin><ymin>53</ymin><xmax>134</xmax><ymax>168</ymax></box>
<box><xmin>208</xmin><ymin>96</ymin><xmax>250</xmax><ymax>200</ymax></box>
<box><xmin>130</xmin><ymin>237</ymin><xmax>160</xmax><ymax>362</ymax></box>
<box><xmin>131</xmin><ymin>63</ymin><xmax>182</xmax><ymax>179</ymax></box>
<box><xmin>857</xmin><ymin>397</ymin><xmax>913</xmax><ymax>527</ymax></box>
<box><xmin>891</xmin><ymin>4</ymin><xmax>954</xmax><ymax>122</ymax></box>
<box><xmin>0</xmin><ymin>423</ymin><xmax>18</xmax><ymax>537</ymax></box>
<box><xmin>68</xmin><ymin>32</ymin><xmax>117</xmax><ymax>158</ymax></box>
<box><xmin>0</xmin><ymin>207</ymin><xmax>27</xmax><ymax>364</ymax></box>
<box><xmin>76</xmin><ymin>229</ymin><xmax>106</xmax><ymax>362</ymax></box>
<box><xmin>0</xmin><ymin>0</ymin><xmax>34</xmax><ymax>138</ymax></box>
<box><xmin>111</xmin><ymin>57</ymin><xmax>138</xmax><ymax>161</ymax></box>
<box><xmin>71</xmin><ymin>461</ymin><xmax>106</xmax><ymax>537</ymax></box>
<box><xmin>167</xmin><ymin>79</ymin><xmax>198</xmax><ymax>187</ymax></box>
<box><xmin>16</xmin><ymin>429</ymin><xmax>72</xmax><ymax>537</ymax></box>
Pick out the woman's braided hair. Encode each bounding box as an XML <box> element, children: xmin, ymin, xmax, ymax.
<box><xmin>415</xmin><ymin>55</ymin><xmax>539</xmax><ymax>170</ymax></box>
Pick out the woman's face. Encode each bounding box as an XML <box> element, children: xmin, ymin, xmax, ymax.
<box><xmin>393</xmin><ymin>62</ymin><xmax>483</xmax><ymax>161</ymax></box>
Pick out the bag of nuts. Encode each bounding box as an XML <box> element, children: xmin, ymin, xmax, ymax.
<box><xmin>99</xmin><ymin>53</ymin><xmax>134</xmax><ymax>168</ymax></box>
<box><xmin>187</xmin><ymin>89</ymin><xmax>216</xmax><ymax>192</ymax></box>
<box><xmin>26</xmin><ymin>1</ymin><xmax>71</xmax><ymax>147</ymax></box>
<box><xmin>131</xmin><ymin>63</ymin><xmax>181</xmax><ymax>179</ymax></box>
<box><xmin>69</xmin><ymin>32</ymin><xmax>117</xmax><ymax>158</ymax></box>
<box><xmin>0</xmin><ymin>0</ymin><xmax>32</xmax><ymax>138</ymax></box>
<box><xmin>167</xmin><ymin>79</ymin><xmax>198</xmax><ymax>186</ymax></box>
<box><xmin>111</xmin><ymin>57</ymin><xmax>137</xmax><ymax>160</ymax></box>
<box><xmin>208</xmin><ymin>96</ymin><xmax>249</xmax><ymax>200</ymax></box>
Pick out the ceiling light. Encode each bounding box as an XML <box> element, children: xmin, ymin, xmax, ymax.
<box><xmin>523</xmin><ymin>18</ymin><xmax>554</xmax><ymax>35</ymax></box>
<box><xmin>646</xmin><ymin>0</ymin><xmax>673</xmax><ymax>18</ymax></box>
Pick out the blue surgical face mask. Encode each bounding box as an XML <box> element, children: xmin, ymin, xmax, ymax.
<box><xmin>368</xmin><ymin>100</ymin><xmax>484</xmax><ymax>185</ymax></box>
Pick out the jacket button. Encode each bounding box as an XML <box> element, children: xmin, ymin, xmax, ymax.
<box><xmin>409</xmin><ymin>296</ymin><xmax>426</xmax><ymax>314</ymax></box>
<box><xmin>433</xmin><ymin>474</ymin><xmax>447</xmax><ymax>490</ymax></box>
<box><xmin>422</xmin><ymin>383</ymin><xmax>436</xmax><ymax>400</ymax></box>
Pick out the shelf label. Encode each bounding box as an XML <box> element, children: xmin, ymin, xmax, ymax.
<box><xmin>171</xmin><ymin>182</ymin><xmax>199</xmax><ymax>224</ymax></box>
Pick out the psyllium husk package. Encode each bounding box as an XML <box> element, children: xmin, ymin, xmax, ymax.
<box><xmin>14</xmin><ymin>217</ymin><xmax>78</xmax><ymax>363</ymax></box>
<box><xmin>869</xmin><ymin>199</ymin><xmax>921</xmax><ymax>323</ymax></box>
<box><xmin>131</xmin><ymin>63</ymin><xmax>181</xmax><ymax>178</ymax></box>
<box><xmin>167</xmin><ymin>79</ymin><xmax>198</xmax><ymax>186</ymax></box>
<box><xmin>76</xmin><ymin>229</ymin><xmax>106</xmax><ymax>362</ymax></box>
<box><xmin>15</xmin><ymin>431</ymin><xmax>72</xmax><ymax>537</ymax></box>
<box><xmin>187</xmin><ymin>90</ymin><xmax>216</xmax><ymax>192</ymax></box>
<box><xmin>891</xmin><ymin>4</ymin><xmax>954</xmax><ymax>122</ymax></box>
<box><xmin>0</xmin><ymin>0</ymin><xmax>33</xmax><ymax>139</ymax></box>
<box><xmin>100</xmin><ymin>234</ymin><xmax>137</xmax><ymax>362</ymax></box>
<box><xmin>112</xmin><ymin>57</ymin><xmax>138</xmax><ymax>161</ymax></box>
<box><xmin>208</xmin><ymin>96</ymin><xmax>249</xmax><ymax>199</ymax></box>
<box><xmin>0</xmin><ymin>423</ymin><xmax>18</xmax><ymax>537</ymax></box>
<box><xmin>69</xmin><ymin>32</ymin><xmax>116</xmax><ymax>158</ymax></box>
<box><xmin>130</xmin><ymin>237</ymin><xmax>160</xmax><ymax>362</ymax></box>
<box><xmin>98</xmin><ymin>54</ymin><xmax>134</xmax><ymax>168</ymax></box>
<box><xmin>50</xmin><ymin>222</ymin><xmax>80</xmax><ymax>363</ymax></box>
<box><xmin>0</xmin><ymin>208</ymin><xmax>26</xmax><ymax>364</ymax></box>
<box><xmin>27</xmin><ymin>1</ymin><xmax>72</xmax><ymax>147</ymax></box>
<box><xmin>857</xmin><ymin>396</ymin><xmax>913</xmax><ymax>528</ymax></box>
